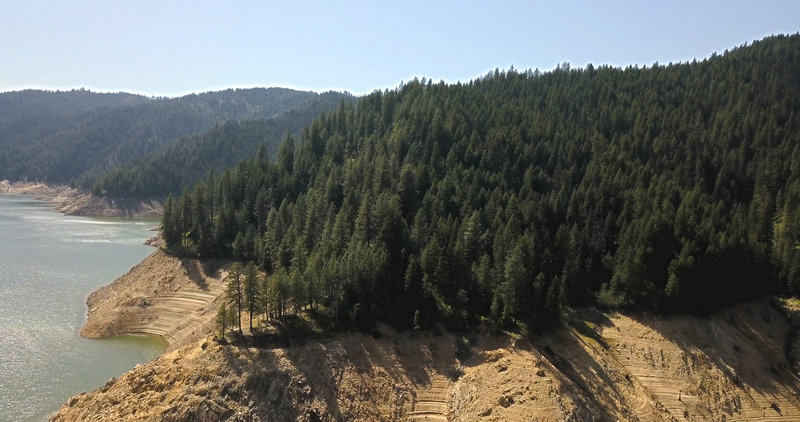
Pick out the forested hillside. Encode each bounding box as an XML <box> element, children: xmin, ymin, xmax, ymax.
<box><xmin>0</xmin><ymin>89</ymin><xmax>147</xmax><ymax>127</ymax></box>
<box><xmin>0</xmin><ymin>88</ymin><xmax>339</xmax><ymax>184</ymax></box>
<box><xmin>163</xmin><ymin>35</ymin><xmax>800</xmax><ymax>330</ymax></box>
<box><xmin>91</xmin><ymin>92</ymin><xmax>352</xmax><ymax>197</ymax></box>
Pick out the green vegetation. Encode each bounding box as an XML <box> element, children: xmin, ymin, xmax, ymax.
<box><xmin>0</xmin><ymin>88</ymin><xmax>346</xmax><ymax>186</ymax></box>
<box><xmin>168</xmin><ymin>35</ymin><xmax>800</xmax><ymax>332</ymax></box>
<box><xmin>217</xmin><ymin>258</ymin><xmax>331</xmax><ymax>341</ymax></box>
<box><xmin>90</xmin><ymin>92</ymin><xmax>351</xmax><ymax>197</ymax></box>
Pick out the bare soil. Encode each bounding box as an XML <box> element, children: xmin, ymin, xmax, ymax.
<box><xmin>1</xmin><ymin>180</ymin><xmax>162</xmax><ymax>218</ymax></box>
<box><xmin>51</xmin><ymin>248</ymin><xmax>800</xmax><ymax>421</ymax></box>
<box><xmin>80</xmin><ymin>249</ymin><xmax>228</xmax><ymax>350</ymax></box>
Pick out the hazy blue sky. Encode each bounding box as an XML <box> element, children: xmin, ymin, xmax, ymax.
<box><xmin>2</xmin><ymin>1</ymin><xmax>799</xmax><ymax>96</ymax></box>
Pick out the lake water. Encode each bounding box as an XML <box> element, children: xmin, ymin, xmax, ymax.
<box><xmin>0</xmin><ymin>194</ymin><xmax>166</xmax><ymax>421</ymax></box>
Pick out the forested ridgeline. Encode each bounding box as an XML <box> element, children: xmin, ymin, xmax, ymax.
<box><xmin>163</xmin><ymin>35</ymin><xmax>800</xmax><ymax>331</ymax></box>
<box><xmin>0</xmin><ymin>87</ymin><xmax>344</xmax><ymax>185</ymax></box>
<box><xmin>90</xmin><ymin>91</ymin><xmax>353</xmax><ymax>197</ymax></box>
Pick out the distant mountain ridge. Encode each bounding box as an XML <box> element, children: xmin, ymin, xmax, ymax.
<box><xmin>0</xmin><ymin>87</ymin><xmax>347</xmax><ymax>185</ymax></box>
<box><xmin>91</xmin><ymin>91</ymin><xmax>353</xmax><ymax>197</ymax></box>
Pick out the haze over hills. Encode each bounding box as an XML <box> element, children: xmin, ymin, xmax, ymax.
<box><xmin>90</xmin><ymin>91</ymin><xmax>353</xmax><ymax>198</ymax></box>
<box><xmin>0</xmin><ymin>87</ymin><xmax>349</xmax><ymax>187</ymax></box>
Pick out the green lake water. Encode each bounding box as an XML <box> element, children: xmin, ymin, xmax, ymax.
<box><xmin>0</xmin><ymin>194</ymin><xmax>166</xmax><ymax>421</ymax></box>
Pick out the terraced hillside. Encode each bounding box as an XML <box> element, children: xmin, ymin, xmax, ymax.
<box><xmin>66</xmin><ymin>244</ymin><xmax>800</xmax><ymax>421</ymax></box>
<box><xmin>80</xmin><ymin>249</ymin><xmax>227</xmax><ymax>349</ymax></box>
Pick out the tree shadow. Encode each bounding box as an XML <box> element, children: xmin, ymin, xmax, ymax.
<box><xmin>218</xmin><ymin>341</ymin><xmax>307</xmax><ymax>421</ymax></box>
<box><xmin>216</xmin><ymin>327</ymin><xmax>458</xmax><ymax>420</ymax></box>
<box><xmin>630</xmin><ymin>301</ymin><xmax>800</xmax><ymax>402</ymax></box>
<box><xmin>536</xmin><ymin>327</ymin><xmax>629</xmax><ymax>421</ymax></box>
<box><xmin>179</xmin><ymin>257</ymin><xmax>229</xmax><ymax>290</ymax></box>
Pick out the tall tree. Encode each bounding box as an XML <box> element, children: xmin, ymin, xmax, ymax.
<box><xmin>243</xmin><ymin>261</ymin><xmax>260</xmax><ymax>332</ymax></box>
<box><xmin>216</xmin><ymin>302</ymin><xmax>228</xmax><ymax>340</ymax></box>
<box><xmin>225</xmin><ymin>263</ymin><xmax>243</xmax><ymax>333</ymax></box>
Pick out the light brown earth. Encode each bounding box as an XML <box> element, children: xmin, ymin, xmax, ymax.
<box><xmin>0</xmin><ymin>180</ymin><xmax>162</xmax><ymax>218</ymax></box>
<box><xmin>52</xmin><ymin>248</ymin><xmax>800</xmax><ymax>421</ymax></box>
<box><xmin>80</xmin><ymin>249</ymin><xmax>228</xmax><ymax>350</ymax></box>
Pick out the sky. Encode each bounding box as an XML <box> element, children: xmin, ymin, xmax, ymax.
<box><xmin>2</xmin><ymin>1</ymin><xmax>799</xmax><ymax>97</ymax></box>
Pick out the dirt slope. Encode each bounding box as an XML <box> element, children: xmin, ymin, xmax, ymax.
<box><xmin>53</xmin><ymin>247</ymin><xmax>800</xmax><ymax>422</ymax></box>
<box><xmin>53</xmin><ymin>330</ymin><xmax>459</xmax><ymax>421</ymax></box>
<box><xmin>55</xmin><ymin>301</ymin><xmax>800</xmax><ymax>421</ymax></box>
<box><xmin>80</xmin><ymin>249</ymin><xmax>227</xmax><ymax>350</ymax></box>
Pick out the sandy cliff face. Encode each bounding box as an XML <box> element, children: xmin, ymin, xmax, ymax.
<box><xmin>51</xmin><ymin>247</ymin><xmax>800</xmax><ymax>421</ymax></box>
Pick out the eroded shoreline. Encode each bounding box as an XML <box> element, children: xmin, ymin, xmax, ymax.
<box><xmin>0</xmin><ymin>180</ymin><xmax>163</xmax><ymax>218</ymax></box>
<box><xmin>81</xmin><ymin>249</ymin><xmax>228</xmax><ymax>351</ymax></box>
<box><xmin>53</xmin><ymin>298</ymin><xmax>800</xmax><ymax>421</ymax></box>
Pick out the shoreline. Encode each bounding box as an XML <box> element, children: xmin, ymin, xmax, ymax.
<box><xmin>29</xmin><ymin>186</ymin><xmax>800</xmax><ymax>420</ymax></box>
<box><xmin>80</xmin><ymin>248</ymin><xmax>228</xmax><ymax>350</ymax></box>
<box><xmin>0</xmin><ymin>180</ymin><xmax>163</xmax><ymax>218</ymax></box>
<box><xmin>53</xmin><ymin>298</ymin><xmax>800</xmax><ymax>421</ymax></box>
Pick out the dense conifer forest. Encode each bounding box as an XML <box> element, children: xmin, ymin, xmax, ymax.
<box><xmin>163</xmin><ymin>35</ymin><xmax>800</xmax><ymax>330</ymax></box>
<box><xmin>90</xmin><ymin>92</ymin><xmax>352</xmax><ymax>197</ymax></box>
<box><xmin>0</xmin><ymin>88</ymin><xmax>343</xmax><ymax>185</ymax></box>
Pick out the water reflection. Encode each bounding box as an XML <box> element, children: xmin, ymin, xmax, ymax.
<box><xmin>0</xmin><ymin>194</ymin><xmax>164</xmax><ymax>421</ymax></box>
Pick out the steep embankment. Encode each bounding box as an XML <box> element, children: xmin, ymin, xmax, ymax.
<box><xmin>81</xmin><ymin>249</ymin><xmax>227</xmax><ymax>350</ymax></box>
<box><xmin>54</xmin><ymin>274</ymin><xmax>800</xmax><ymax>422</ymax></box>
<box><xmin>0</xmin><ymin>180</ymin><xmax>162</xmax><ymax>217</ymax></box>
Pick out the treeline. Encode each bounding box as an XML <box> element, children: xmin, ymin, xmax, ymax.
<box><xmin>163</xmin><ymin>35</ymin><xmax>800</xmax><ymax>331</ymax></box>
<box><xmin>90</xmin><ymin>92</ymin><xmax>352</xmax><ymax>197</ymax></box>
<box><xmin>216</xmin><ymin>260</ymin><xmax>317</xmax><ymax>338</ymax></box>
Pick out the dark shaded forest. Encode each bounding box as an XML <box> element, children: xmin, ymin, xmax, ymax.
<box><xmin>0</xmin><ymin>88</ymin><xmax>346</xmax><ymax>185</ymax></box>
<box><xmin>163</xmin><ymin>35</ymin><xmax>800</xmax><ymax>330</ymax></box>
<box><xmin>90</xmin><ymin>92</ymin><xmax>353</xmax><ymax>197</ymax></box>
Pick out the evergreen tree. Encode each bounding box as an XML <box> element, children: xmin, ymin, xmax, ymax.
<box><xmin>161</xmin><ymin>195</ymin><xmax>180</xmax><ymax>249</ymax></box>
<box><xmin>225</xmin><ymin>263</ymin><xmax>243</xmax><ymax>333</ymax></box>
<box><xmin>243</xmin><ymin>261</ymin><xmax>260</xmax><ymax>332</ymax></box>
<box><xmin>161</xmin><ymin>35</ymin><xmax>800</xmax><ymax>331</ymax></box>
<box><xmin>216</xmin><ymin>302</ymin><xmax>228</xmax><ymax>340</ymax></box>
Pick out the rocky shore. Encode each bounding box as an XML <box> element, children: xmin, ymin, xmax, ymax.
<box><xmin>0</xmin><ymin>180</ymin><xmax>162</xmax><ymax>218</ymax></box>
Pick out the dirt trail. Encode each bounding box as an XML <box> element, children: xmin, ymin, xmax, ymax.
<box><xmin>410</xmin><ymin>377</ymin><xmax>450</xmax><ymax>421</ymax></box>
<box><xmin>80</xmin><ymin>249</ymin><xmax>228</xmax><ymax>349</ymax></box>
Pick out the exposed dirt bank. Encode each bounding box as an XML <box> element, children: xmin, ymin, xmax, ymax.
<box><xmin>54</xmin><ymin>289</ymin><xmax>800</xmax><ymax>421</ymax></box>
<box><xmin>81</xmin><ymin>249</ymin><xmax>227</xmax><ymax>350</ymax></box>
<box><xmin>0</xmin><ymin>180</ymin><xmax>162</xmax><ymax>218</ymax></box>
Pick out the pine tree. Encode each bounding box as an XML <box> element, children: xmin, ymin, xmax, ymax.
<box><xmin>225</xmin><ymin>263</ymin><xmax>243</xmax><ymax>333</ymax></box>
<box><xmin>216</xmin><ymin>302</ymin><xmax>228</xmax><ymax>340</ymax></box>
<box><xmin>266</xmin><ymin>273</ymin><xmax>273</xmax><ymax>321</ymax></box>
<box><xmin>243</xmin><ymin>261</ymin><xmax>260</xmax><ymax>333</ymax></box>
<box><xmin>161</xmin><ymin>195</ymin><xmax>180</xmax><ymax>249</ymax></box>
